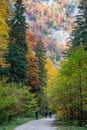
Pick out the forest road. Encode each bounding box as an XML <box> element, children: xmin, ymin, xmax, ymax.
<box><xmin>14</xmin><ymin>116</ymin><xmax>57</xmax><ymax>130</ymax></box>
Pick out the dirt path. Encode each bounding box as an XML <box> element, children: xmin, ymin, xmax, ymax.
<box><xmin>14</xmin><ymin>117</ymin><xmax>57</xmax><ymax>130</ymax></box>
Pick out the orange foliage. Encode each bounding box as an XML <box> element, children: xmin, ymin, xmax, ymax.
<box><xmin>57</xmin><ymin>14</ymin><xmax>64</xmax><ymax>24</ymax></box>
<box><xmin>26</xmin><ymin>32</ymin><xmax>38</xmax><ymax>50</ymax></box>
<box><xmin>26</xmin><ymin>53</ymin><xmax>40</xmax><ymax>92</ymax></box>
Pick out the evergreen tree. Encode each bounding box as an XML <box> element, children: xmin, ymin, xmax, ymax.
<box><xmin>35</xmin><ymin>40</ymin><xmax>47</xmax><ymax>89</ymax></box>
<box><xmin>71</xmin><ymin>0</ymin><xmax>87</xmax><ymax>50</ymax></box>
<box><xmin>4</xmin><ymin>0</ymin><xmax>28</xmax><ymax>84</ymax></box>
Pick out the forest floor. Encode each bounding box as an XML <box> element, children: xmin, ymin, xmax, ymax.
<box><xmin>14</xmin><ymin>116</ymin><xmax>57</xmax><ymax>130</ymax></box>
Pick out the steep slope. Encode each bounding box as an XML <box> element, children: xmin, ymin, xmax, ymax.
<box><xmin>11</xmin><ymin>0</ymin><xmax>80</xmax><ymax>64</ymax></box>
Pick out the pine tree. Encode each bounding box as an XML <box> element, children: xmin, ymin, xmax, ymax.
<box><xmin>35</xmin><ymin>40</ymin><xmax>47</xmax><ymax>89</ymax></box>
<box><xmin>4</xmin><ymin>0</ymin><xmax>28</xmax><ymax>84</ymax></box>
<box><xmin>71</xmin><ymin>0</ymin><xmax>87</xmax><ymax>50</ymax></box>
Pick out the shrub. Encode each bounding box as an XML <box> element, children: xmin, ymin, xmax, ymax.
<box><xmin>0</xmin><ymin>81</ymin><xmax>37</xmax><ymax>124</ymax></box>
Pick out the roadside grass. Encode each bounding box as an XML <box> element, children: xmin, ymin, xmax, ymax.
<box><xmin>0</xmin><ymin>117</ymin><xmax>34</xmax><ymax>130</ymax></box>
<box><xmin>57</xmin><ymin>126</ymin><xmax>87</xmax><ymax>130</ymax></box>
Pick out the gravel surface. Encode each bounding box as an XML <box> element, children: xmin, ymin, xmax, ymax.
<box><xmin>14</xmin><ymin>117</ymin><xmax>57</xmax><ymax>130</ymax></box>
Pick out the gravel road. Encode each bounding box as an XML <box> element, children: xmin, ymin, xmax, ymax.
<box><xmin>14</xmin><ymin>117</ymin><xmax>57</xmax><ymax>130</ymax></box>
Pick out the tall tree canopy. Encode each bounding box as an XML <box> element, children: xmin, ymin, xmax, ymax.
<box><xmin>4</xmin><ymin>0</ymin><xmax>28</xmax><ymax>84</ymax></box>
<box><xmin>0</xmin><ymin>0</ymin><xmax>11</xmax><ymax>66</ymax></box>
<box><xmin>35</xmin><ymin>40</ymin><xmax>47</xmax><ymax>111</ymax></box>
<box><xmin>26</xmin><ymin>52</ymin><xmax>40</xmax><ymax>93</ymax></box>
<box><xmin>35</xmin><ymin>40</ymin><xmax>47</xmax><ymax>89</ymax></box>
<box><xmin>71</xmin><ymin>0</ymin><xmax>87</xmax><ymax>50</ymax></box>
<box><xmin>45</xmin><ymin>47</ymin><xmax>87</xmax><ymax>125</ymax></box>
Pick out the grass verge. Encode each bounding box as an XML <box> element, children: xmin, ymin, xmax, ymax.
<box><xmin>0</xmin><ymin>117</ymin><xmax>34</xmax><ymax>130</ymax></box>
<box><xmin>57</xmin><ymin>126</ymin><xmax>86</xmax><ymax>130</ymax></box>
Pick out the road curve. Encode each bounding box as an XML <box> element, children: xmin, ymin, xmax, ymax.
<box><xmin>14</xmin><ymin>117</ymin><xmax>57</xmax><ymax>130</ymax></box>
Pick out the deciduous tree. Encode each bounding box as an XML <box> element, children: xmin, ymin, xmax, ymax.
<box><xmin>0</xmin><ymin>0</ymin><xmax>11</xmax><ymax>66</ymax></box>
<box><xmin>26</xmin><ymin>52</ymin><xmax>40</xmax><ymax>92</ymax></box>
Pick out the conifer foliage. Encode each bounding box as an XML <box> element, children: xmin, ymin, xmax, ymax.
<box><xmin>35</xmin><ymin>40</ymin><xmax>47</xmax><ymax>89</ymax></box>
<box><xmin>4</xmin><ymin>0</ymin><xmax>28</xmax><ymax>84</ymax></box>
<box><xmin>71</xmin><ymin>0</ymin><xmax>87</xmax><ymax>50</ymax></box>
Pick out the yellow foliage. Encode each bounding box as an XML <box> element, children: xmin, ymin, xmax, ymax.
<box><xmin>45</xmin><ymin>58</ymin><xmax>57</xmax><ymax>85</ymax></box>
<box><xmin>44</xmin><ymin>58</ymin><xmax>58</xmax><ymax>109</ymax></box>
<box><xmin>0</xmin><ymin>0</ymin><xmax>11</xmax><ymax>66</ymax></box>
